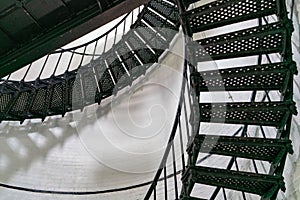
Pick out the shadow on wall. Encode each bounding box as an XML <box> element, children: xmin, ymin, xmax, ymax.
<box><xmin>0</xmin><ymin>59</ymin><xmax>157</xmax><ymax>183</ymax></box>
<box><xmin>0</xmin><ymin>60</ymin><xmax>171</xmax><ymax>184</ymax></box>
<box><xmin>0</xmin><ymin>116</ymin><xmax>77</xmax><ymax>183</ymax></box>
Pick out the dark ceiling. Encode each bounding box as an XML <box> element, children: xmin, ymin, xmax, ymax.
<box><xmin>0</xmin><ymin>0</ymin><xmax>148</xmax><ymax>78</ymax></box>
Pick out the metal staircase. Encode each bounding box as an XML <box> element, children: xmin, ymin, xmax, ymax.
<box><xmin>176</xmin><ymin>0</ymin><xmax>297</xmax><ymax>199</ymax></box>
<box><xmin>0</xmin><ymin>0</ymin><xmax>297</xmax><ymax>199</ymax></box>
<box><xmin>0</xmin><ymin>0</ymin><xmax>180</xmax><ymax>123</ymax></box>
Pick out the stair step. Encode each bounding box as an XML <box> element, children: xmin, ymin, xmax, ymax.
<box><xmin>79</xmin><ymin>67</ymin><xmax>99</xmax><ymax>105</ymax></box>
<box><xmin>190</xmin><ymin>62</ymin><xmax>297</xmax><ymax>93</ymax></box>
<box><xmin>125</xmin><ymin>30</ymin><xmax>158</xmax><ymax>64</ymax></box>
<box><xmin>187</xmin><ymin>135</ymin><xmax>293</xmax><ymax>165</ymax></box>
<box><xmin>199</xmin><ymin>101</ymin><xmax>297</xmax><ymax>127</ymax></box>
<box><xmin>29</xmin><ymin>84</ymin><xmax>49</xmax><ymax>118</ymax></box>
<box><xmin>94</xmin><ymin>64</ymin><xmax>115</xmax><ymax>99</ymax></box>
<box><xmin>134</xmin><ymin>20</ymin><xmax>167</xmax><ymax>54</ymax></box>
<box><xmin>141</xmin><ymin>8</ymin><xmax>177</xmax><ymax>39</ymax></box>
<box><xmin>0</xmin><ymin>82</ymin><xmax>15</xmax><ymax>120</ymax></box>
<box><xmin>2</xmin><ymin>82</ymin><xmax>30</xmax><ymax>120</ymax></box>
<box><xmin>183</xmin><ymin>0</ymin><xmax>278</xmax><ymax>33</ymax></box>
<box><xmin>63</xmin><ymin>71</ymin><xmax>81</xmax><ymax>111</ymax></box>
<box><xmin>105</xmin><ymin>52</ymin><xmax>131</xmax><ymax>90</ymax></box>
<box><xmin>191</xmin><ymin>21</ymin><xmax>291</xmax><ymax>62</ymax></box>
<box><xmin>48</xmin><ymin>78</ymin><xmax>66</xmax><ymax>115</ymax></box>
<box><xmin>114</xmin><ymin>41</ymin><xmax>146</xmax><ymax>79</ymax></box>
<box><xmin>142</xmin><ymin>8</ymin><xmax>177</xmax><ymax>30</ymax></box>
<box><xmin>148</xmin><ymin>0</ymin><xmax>179</xmax><ymax>24</ymax></box>
<box><xmin>182</xmin><ymin>166</ymin><xmax>285</xmax><ymax>199</ymax></box>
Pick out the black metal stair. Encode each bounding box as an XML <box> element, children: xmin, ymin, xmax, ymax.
<box><xmin>182</xmin><ymin>0</ymin><xmax>279</xmax><ymax>33</ymax></box>
<box><xmin>113</xmin><ymin>41</ymin><xmax>146</xmax><ymax>79</ymax></box>
<box><xmin>187</xmin><ymin>135</ymin><xmax>293</xmax><ymax>166</ymax></box>
<box><xmin>134</xmin><ymin>21</ymin><xmax>168</xmax><ymax>54</ymax></box>
<box><xmin>176</xmin><ymin>0</ymin><xmax>297</xmax><ymax>199</ymax></box>
<box><xmin>0</xmin><ymin>0</ymin><xmax>297</xmax><ymax>199</ymax></box>
<box><xmin>190</xmin><ymin>61</ymin><xmax>297</xmax><ymax>93</ymax></box>
<box><xmin>181</xmin><ymin>166</ymin><xmax>285</xmax><ymax>199</ymax></box>
<box><xmin>199</xmin><ymin>101</ymin><xmax>297</xmax><ymax>127</ymax></box>
<box><xmin>148</xmin><ymin>0</ymin><xmax>180</xmax><ymax>24</ymax></box>
<box><xmin>191</xmin><ymin>20</ymin><xmax>292</xmax><ymax>62</ymax></box>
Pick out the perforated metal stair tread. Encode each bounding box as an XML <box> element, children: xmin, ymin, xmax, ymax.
<box><xmin>187</xmin><ymin>134</ymin><xmax>293</xmax><ymax>165</ymax></box>
<box><xmin>199</xmin><ymin>101</ymin><xmax>297</xmax><ymax>126</ymax></box>
<box><xmin>190</xmin><ymin>20</ymin><xmax>291</xmax><ymax>62</ymax></box>
<box><xmin>140</xmin><ymin>8</ymin><xmax>178</xmax><ymax>39</ymax></box>
<box><xmin>114</xmin><ymin>41</ymin><xmax>146</xmax><ymax>79</ymax></box>
<box><xmin>148</xmin><ymin>0</ymin><xmax>179</xmax><ymax>24</ymax></box>
<box><xmin>1</xmin><ymin>82</ymin><xmax>33</xmax><ymax>120</ymax></box>
<box><xmin>125</xmin><ymin>30</ymin><xmax>159</xmax><ymax>64</ymax></box>
<box><xmin>134</xmin><ymin>21</ymin><xmax>167</xmax><ymax>54</ymax></box>
<box><xmin>29</xmin><ymin>83</ymin><xmax>49</xmax><ymax>118</ymax></box>
<box><xmin>182</xmin><ymin>0</ymin><xmax>278</xmax><ymax>33</ymax></box>
<box><xmin>177</xmin><ymin>0</ymin><xmax>295</xmax><ymax>199</ymax></box>
<box><xmin>190</xmin><ymin>62</ymin><xmax>297</xmax><ymax>93</ymax></box>
<box><xmin>142</xmin><ymin>8</ymin><xmax>177</xmax><ymax>30</ymax></box>
<box><xmin>182</xmin><ymin>166</ymin><xmax>285</xmax><ymax>199</ymax></box>
<box><xmin>105</xmin><ymin>51</ymin><xmax>132</xmax><ymax>90</ymax></box>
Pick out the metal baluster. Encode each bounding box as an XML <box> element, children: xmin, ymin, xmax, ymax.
<box><xmin>53</xmin><ymin>52</ymin><xmax>63</xmax><ymax>76</ymax></box>
<box><xmin>21</xmin><ymin>63</ymin><xmax>33</xmax><ymax>81</ymax></box>
<box><xmin>178</xmin><ymin>118</ymin><xmax>186</xmax><ymax>173</ymax></box>
<box><xmin>78</xmin><ymin>46</ymin><xmax>87</xmax><ymax>68</ymax></box>
<box><xmin>66</xmin><ymin>50</ymin><xmax>75</xmax><ymax>72</ymax></box>
<box><xmin>113</xmin><ymin>28</ymin><xmax>118</xmax><ymax>45</ymax></box>
<box><xmin>183</xmin><ymin>97</ymin><xmax>191</xmax><ymax>142</ymax></box>
<box><xmin>172</xmin><ymin>143</ymin><xmax>179</xmax><ymax>199</ymax></box>
<box><xmin>103</xmin><ymin>35</ymin><xmax>108</xmax><ymax>54</ymax></box>
<box><xmin>131</xmin><ymin>10</ymin><xmax>134</xmax><ymax>26</ymax></box>
<box><xmin>290</xmin><ymin>0</ymin><xmax>295</xmax><ymax>19</ymax></box>
<box><xmin>123</xmin><ymin>15</ymin><xmax>127</xmax><ymax>35</ymax></box>
<box><xmin>222</xmin><ymin>188</ymin><xmax>228</xmax><ymax>200</ymax></box>
<box><xmin>234</xmin><ymin>158</ymin><xmax>247</xmax><ymax>200</ymax></box>
<box><xmin>38</xmin><ymin>54</ymin><xmax>50</xmax><ymax>79</ymax></box>
<box><xmin>164</xmin><ymin>166</ymin><xmax>168</xmax><ymax>200</ymax></box>
<box><xmin>259</xmin><ymin>126</ymin><xmax>267</xmax><ymax>138</ymax></box>
<box><xmin>90</xmin><ymin>41</ymin><xmax>102</xmax><ymax>100</ymax></box>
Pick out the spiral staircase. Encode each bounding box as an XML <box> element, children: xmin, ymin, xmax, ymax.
<box><xmin>0</xmin><ymin>0</ymin><xmax>297</xmax><ymax>199</ymax></box>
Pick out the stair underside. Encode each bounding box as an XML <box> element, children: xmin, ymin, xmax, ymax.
<box><xmin>199</xmin><ymin>101</ymin><xmax>296</xmax><ymax>127</ymax></box>
<box><xmin>183</xmin><ymin>0</ymin><xmax>278</xmax><ymax>33</ymax></box>
<box><xmin>191</xmin><ymin>61</ymin><xmax>297</xmax><ymax>93</ymax></box>
<box><xmin>190</xmin><ymin>21</ymin><xmax>290</xmax><ymax>62</ymax></box>
<box><xmin>187</xmin><ymin>134</ymin><xmax>293</xmax><ymax>165</ymax></box>
<box><xmin>182</xmin><ymin>166</ymin><xmax>285</xmax><ymax>199</ymax></box>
